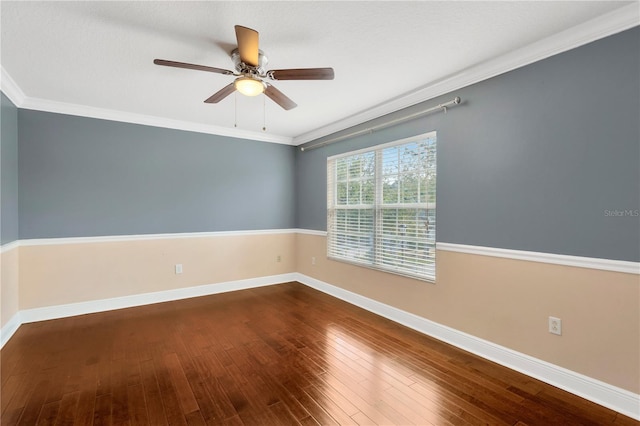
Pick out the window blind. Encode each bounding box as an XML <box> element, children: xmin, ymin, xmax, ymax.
<box><xmin>327</xmin><ymin>132</ymin><xmax>436</xmax><ymax>281</ymax></box>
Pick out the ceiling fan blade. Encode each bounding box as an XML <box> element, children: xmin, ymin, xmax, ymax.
<box><xmin>269</xmin><ymin>68</ymin><xmax>335</xmax><ymax>80</ymax></box>
<box><xmin>154</xmin><ymin>59</ymin><xmax>234</xmax><ymax>75</ymax></box>
<box><xmin>264</xmin><ymin>84</ymin><xmax>297</xmax><ymax>110</ymax></box>
<box><xmin>204</xmin><ymin>83</ymin><xmax>236</xmax><ymax>103</ymax></box>
<box><xmin>234</xmin><ymin>25</ymin><xmax>259</xmax><ymax>67</ymax></box>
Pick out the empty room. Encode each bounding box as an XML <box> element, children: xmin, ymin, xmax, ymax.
<box><xmin>1</xmin><ymin>2</ymin><xmax>639</xmax><ymax>425</ymax></box>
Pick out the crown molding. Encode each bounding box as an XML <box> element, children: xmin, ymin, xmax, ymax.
<box><xmin>0</xmin><ymin>66</ymin><xmax>26</xmax><ymax>106</ymax></box>
<box><xmin>1</xmin><ymin>66</ymin><xmax>293</xmax><ymax>145</ymax></box>
<box><xmin>293</xmin><ymin>3</ymin><xmax>639</xmax><ymax>146</ymax></box>
<box><xmin>21</xmin><ymin>95</ymin><xmax>293</xmax><ymax>145</ymax></box>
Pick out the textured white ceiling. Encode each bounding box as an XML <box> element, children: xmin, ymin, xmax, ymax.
<box><xmin>0</xmin><ymin>1</ymin><xmax>635</xmax><ymax>144</ymax></box>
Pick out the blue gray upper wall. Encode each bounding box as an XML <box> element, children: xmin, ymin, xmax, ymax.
<box><xmin>4</xmin><ymin>27</ymin><xmax>639</xmax><ymax>261</ymax></box>
<box><xmin>1</xmin><ymin>93</ymin><xmax>19</xmax><ymax>245</ymax></box>
<box><xmin>18</xmin><ymin>111</ymin><xmax>296</xmax><ymax>238</ymax></box>
<box><xmin>296</xmin><ymin>27</ymin><xmax>640</xmax><ymax>262</ymax></box>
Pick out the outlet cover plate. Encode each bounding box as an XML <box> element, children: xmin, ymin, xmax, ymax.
<box><xmin>548</xmin><ymin>316</ymin><xmax>562</xmax><ymax>335</ymax></box>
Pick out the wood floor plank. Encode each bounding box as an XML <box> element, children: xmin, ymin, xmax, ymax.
<box><xmin>16</xmin><ymin>378</ymin><xmax>52</xmax><ymax>425</ymax></box>
<box><xmin>53</xmin><ymin>390</ymin><xmax>80</xmax><ymax>426</ymax></box>
<box><xmin>173</xmin><ymin>357</ymin><xmax>223</xmax><ymax>424</ymax></box>
<box><xmin>163</xmin><ymin>352</ymin><xmax>199</xmax><ymax>415</ymax></box>
<box><xmin>139</xmin><ymin>359</ymin><xmax>168</xmax><ymax>426</ymax></box>
<box><xmin>298</xmin><ymin>415</ymin><xmax>321</xmax><ymax>426</ymax></box>
<box><xmin>222</xmin><ymin>358</ymin><xmax>295</xmax><ymax>425</ymax></box>
<box><xmin>255</xmin><ymin>371</ymin><xmax>313</xmax><ymax>421</ymax></box>
<box><xmin>534</xmin><ymin>387</ymin><xmax>618</xmax><ymax>424</ymax></box>
<box><xmin>293</xmin><ymin>390</ymin><xmax>340</xmax><ymax>426</ymax></box>
<box><xmin>1</xmin><ymin>373</ymin><xmax>27</xmax><ymax>415</ymax></box>
<box><xmin>327</xmin><ymin>329</ymin><xmax>416</xmax><ymax>388</ymax></box>
<box><xmin>306</xmin><ymin>380</ymin><xmax>359</xmax><ymax>417</ymax></box>
<box><xmin>1</xmin><ymin>282</ymin><xmax>635</xmax><ymax>426</ymax></box>
<box><xmin>126</xmin><ymin>384</ymin><xmax>150</xmax><ymax>426</ymax></box>
<box><xmin>214</xmin><ymin>369</ymin><xmax>263</xmax><ymax>425</ymax></box>
<box><xmin>34</xmin><ymin>400</ymin><xmax>60</xmax><ymax>426</ymax></box>
<box><xmin>409</xmin><ymin>377</ymin><xmax>512</xmax><ymax>425</ymax></box>
<box><xmin>315</xmin><ymin>371</ymin><xmax>396</xmax><ymax>424</ymax></box>
<box><xmin>95</xmin><ymin>359</ymin><xmax>112</xmax><ymax>398</ymax></box>
<box><xmin>92</xmin><ymin>393</ymin><xmax>113</xmax><ymax>426</ymax></box>
<box><xmin>111</xmin><ymin>360</ymin><xmax>131</xmax><ymax>425</ymax></box>
<box><xmin>383</xmin><ymin>378</ymin><xmax>474</xmax><ymax>426</ymax></box>
<box><xmin>302</xmin><ymin>384</ymin><xmax>359</xmax><ymax>425</ymax></box>
<box><xmin>406</xmin><ymin>359</ymin><xmax>525</xmax><ymax>424</ymax></box>
<box><xmin>189</xmin><ymin>354</ymin><xmax>238</xmax><ymax>422</ymax></box>
<box><xmin>380</xmin><ymin>385</ymin><xmax>444</xmax><ymax>426</ymax></box>
<box><xmin>216</xmin><ymin>414</ymin><xmax>245</xmax><ymax>426</ymax></box>
<box><xmin>184</xmin><ymin>410</ymin><xmax>206</xmax><ymax>426</ymax></box>
<box><xmin>351</xmin><ymin>411</ymin><xmax>376</xmax><ymax>425</ymax></box>
<box><xmin>72</xmin><ymin>388</ymin><xmax>97</xmax><ymax>426</ymax></box>
<box><xmin>267</xmin><ymin>401</ymin><xmax>301</xmax><ymax>426</ymax></box>
<box><xmin>152</xmin><ymin>356</ymin><xmax>187</xmax><ymax>426</ymax></box>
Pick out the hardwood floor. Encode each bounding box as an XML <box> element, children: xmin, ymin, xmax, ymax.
<box><xmin>1</xmin><ymin>282</ymin><xmax>636</xmax><ymax>425</ymax></box>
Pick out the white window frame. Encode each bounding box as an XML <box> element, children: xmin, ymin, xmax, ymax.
<box><xmin>327</xmin><ymin>132</ymin><xmax>437</xmax><ymax>282</ymax></box>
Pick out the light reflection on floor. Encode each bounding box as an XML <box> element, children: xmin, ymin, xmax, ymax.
<box><xmin>316</xmin><ymin>323</ymin><xmax>446</xmax><ymax>425</ymax></box>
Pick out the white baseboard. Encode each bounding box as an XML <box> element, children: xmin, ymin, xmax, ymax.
<box><xmin>294</xmin><ymin>273</ymin><xmax>640</xmax><ymax>421</ymax></box>
<box><xmin>0</xmin><ymin>312</ymin><xmax>22</xmax><ymax>348</ymax></box>
<box><xmin>19</xmin><ymin>273</ymin><xmax>297</xmax><ymax>325</ymax></box>
<box><xmin>2</xmin><ymin>273</ymin><xmax>297</xmax><ymax>348</ymax></box>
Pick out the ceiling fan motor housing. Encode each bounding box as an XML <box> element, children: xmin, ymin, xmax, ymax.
<box><xmin>231</xmin><ymin>48</ymin><xmax>268</xmax><ymax>76</ymax></box>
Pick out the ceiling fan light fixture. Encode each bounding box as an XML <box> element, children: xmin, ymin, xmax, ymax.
<box><xmin>234</xmin><ymin>76</ymin><xmax>265</xmax><ymax>97</ymax></box>
<box><xmin>154</xmin><ymin>25</ymin><xmax>334</xmax><ymax>109</ymax></box>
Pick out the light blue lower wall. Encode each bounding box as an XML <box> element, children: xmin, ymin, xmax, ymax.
<box><xmin>18</xmin><ymin>111</ymin><xmax>297</xmax><ymax>238</ymax></box>
<box><xmin>296</xmin><ymin>27</ymin><xmax>640</xmax><ymax>263</ymax></box>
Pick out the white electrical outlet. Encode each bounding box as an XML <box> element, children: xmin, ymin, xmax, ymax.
<box><xmin>175</xmin><ymin>264</ymin><xmax>183</xmax><ymax>274</ymax></box>
<box><xmin>277</xmin><ymin>255</ymin><xmax>281</xmax><ymax>263</ymax></box>
<box><xmin>548</xmin><ymin>316</ymin><xmax>562</xmax><ymax>335</ymax></box>
<box><xmin>311</xmin><ymin>256</ymin><xmax>316</xmax><ymax>265</ymax></box>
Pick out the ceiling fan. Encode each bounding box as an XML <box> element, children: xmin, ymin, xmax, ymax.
<box><xmin>154</xmin><ymin>25</ymin><xmax>335</xmax><ymax>110</ymax></box>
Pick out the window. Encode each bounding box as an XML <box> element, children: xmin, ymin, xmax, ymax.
<box><xmin>327</xmin><ymin>132</ymin><xmax>436</xmax><ymax>281</ymax></box>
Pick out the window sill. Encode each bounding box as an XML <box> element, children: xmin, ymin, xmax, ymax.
<box><xmin>326</xmin><ymin>255</ymin><xmax>436</xmax><ymax>284</ymax></box>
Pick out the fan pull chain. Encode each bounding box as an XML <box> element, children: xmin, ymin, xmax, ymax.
<box><xmin>234</xmin><ymin>92</ymin><xmax>238</xmax><ymax>128</ymax></box>
<box><xmin>262</xmin><ymin>94</ymin><xmax>267</xmax><ymax>132</ymax></box>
